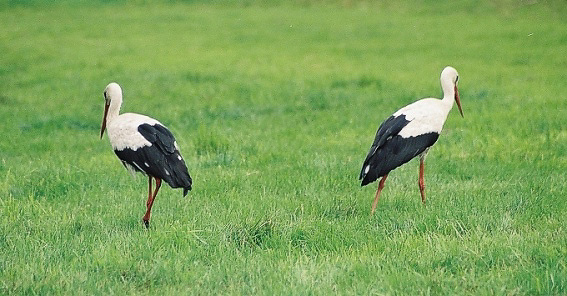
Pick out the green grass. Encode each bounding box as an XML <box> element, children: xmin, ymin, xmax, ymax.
<box><xmin>1</xmin><ymin>1</ymin><xmax>567</xmax><ymax>294</ymax></box>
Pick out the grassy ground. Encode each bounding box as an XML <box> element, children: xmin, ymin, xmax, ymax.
<box><xmin>1</xmin><ymin>1</ymin><xmax>566</xmax><ymax>294</ymax></box>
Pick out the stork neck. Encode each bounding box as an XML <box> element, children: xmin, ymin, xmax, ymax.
<box><xmin>441</xmin><ymin>80</ymin><xmax>455</xmax><ymax>111</ymax></box>
<box><xmin>106</xmin><ymin>99</ymin><xmax>122</xmax><ymax>124</ymax></box>
<box><xmin>442</xmin><ymin>89</ymin><xmax>455</xmax><ymax>105</ymax></box>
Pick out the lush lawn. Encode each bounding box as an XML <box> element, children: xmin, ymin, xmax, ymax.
<box><xmin>1</xmin><ymin>1</ymin><xmax>566</xmax><ymax>294</ymax></box>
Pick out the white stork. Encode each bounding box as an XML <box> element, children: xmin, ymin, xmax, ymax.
<box><xmin>100</xmin><ymin>82</ymin><xmax>193</xmax><ymax>228</ymax></box>
<box><xmin>359</xmin><ymin>66</ymin><xmax>463</xmax><ymax>214</ymax></box>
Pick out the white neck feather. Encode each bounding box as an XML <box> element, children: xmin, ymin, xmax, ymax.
<box><xmin>440</xmin><ymin>75</ymin><xmax>456</xmax><ymax>112</ymax></box>
<box><xmin>106</xmin><ymin>98</ymin><xmax>121</xmax><ymax>124</ymax></box>
<box><xmin>104</xmin><ymin>83</ymin><xmax>124</xmax><ymax>124</ymax></box>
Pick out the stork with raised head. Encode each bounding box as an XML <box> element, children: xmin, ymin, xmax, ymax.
<box><xmin>100</xmin><ymin>82</ymin><xmax>193</xmax><ymax>228</ymax></box>
<box><xmin>359</xmin><ymin>66</ymin><xmax>463</xmax><ymax>214</ymax></box>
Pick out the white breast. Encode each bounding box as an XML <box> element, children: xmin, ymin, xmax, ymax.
<box><xmin>106</xmin><ymin>113</ymin><xmax>162</xmax><ymax>151</ymax></box>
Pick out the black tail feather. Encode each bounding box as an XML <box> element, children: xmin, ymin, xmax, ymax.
<box><xmin>360</xmin><ymin>164</ymin><xmax>378</xmax><ymax>187</ymax></box>
<box><xmin>155</xmin><ymin>150</ymin><xmax>192</xmax><ymax>195</ymax></box>
<box><xmin>182</xmin><ymin>175</ymin><xmax>192</xmax><ymax>197</ymax></box>
<box><xmin>183</xmin><ymin>186</ymin><xmax>191</xmax><ymax>197</ymax></box>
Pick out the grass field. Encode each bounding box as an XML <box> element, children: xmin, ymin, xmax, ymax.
<box><xmin>1</xmin><ymin>0</ymin><xmax>567</xmax><ymax>294</ymax></box>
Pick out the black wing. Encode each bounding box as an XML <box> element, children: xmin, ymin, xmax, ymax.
<box><xmin>359</xmin><ymin>114</ymin><xmax>439</xmax><ymax>186</ymax></box>
<box><xmin>360</xmin><ymin>115</ymin><xmax>410</xmax><ymax>179</ymax></box>
<box><xmin>115</xmin><ymin>123</ymin><xmax>192</xmax><ymax>196</ymax></box>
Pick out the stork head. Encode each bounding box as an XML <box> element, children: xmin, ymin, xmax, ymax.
<box><xmin>100</xmin><ymin>82</ymin><xmax>122</xmax><ymax>138</ymax></box>
<box><xmin>441</xmin><ymin>66</ymin><xmax>463</xmax><ymax>118</ymax></box>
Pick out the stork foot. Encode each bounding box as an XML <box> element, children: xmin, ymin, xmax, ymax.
<box><xmin>143</xmin><ymin>219</ymin><xmax>150</xmax><ymax>229</ymax></box>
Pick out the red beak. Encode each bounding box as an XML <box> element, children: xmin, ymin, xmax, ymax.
<box><xmin>454</xmin><ymin>85</ymin><xmax>463</xmax><ymax>118</ymax></box>
<box><xmin>100</xmin><ymin>103</ymin><xmax>109</xmax><ymax>138</ymax></box>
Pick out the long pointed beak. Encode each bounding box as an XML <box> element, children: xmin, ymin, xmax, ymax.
<box><xmin>100</xmin><ymin>103</ymin><xmax>109</xmax><ymax>138</ymax></box>
<box><xmin>454</xmin><ymin>85</ymin><xmax>463</xmax><ymax>118</ymax></box>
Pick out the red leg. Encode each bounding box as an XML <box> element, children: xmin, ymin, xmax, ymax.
<box><xmin>419</xmin><ymin>157</ymin><xmax>426</xmax><ymax>205</ymax></box>
<box><xmin>146</xmin><ymin>176</ymin><xmax>152</xmax><ymax>207</ymax></box>
<box><xmin>371</xmin><ymin>174</ymin><xmax>388</xmax><ymax>215</ymax></box>
<box><xmin>143</xmin><ymin>176</ymin><xmax>153</xmax><ymax>228</ymax></box>
<box><xmin>143</xmin><ymin>177</ymin><xmax>162</xmax><ymax>228</ymax></box>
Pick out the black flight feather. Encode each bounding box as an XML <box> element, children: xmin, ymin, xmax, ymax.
<box><xmin>359</xmin><ymin>114</ymin><xmax>439</xmax><ymax>186</ymax></box>
<box><xmin>114</xmin><ymin>123</ymin><xmax>192</xmax><ymax>196</ymax></box>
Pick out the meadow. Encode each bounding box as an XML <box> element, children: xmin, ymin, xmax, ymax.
<box><xmin>1</xmin><ymin>0</ymin><xmax>566</xmax><ymax>294</ymax></box>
